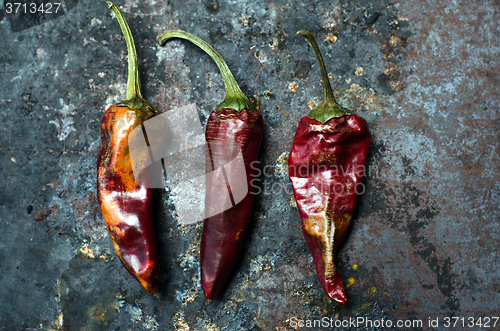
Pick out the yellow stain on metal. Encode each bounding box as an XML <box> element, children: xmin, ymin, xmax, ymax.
<box><xmin>346</xmin><ymin>277</ymin><xmax>355</xmax><ymax>288</ymax></box>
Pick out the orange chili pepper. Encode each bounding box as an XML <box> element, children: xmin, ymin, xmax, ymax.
<box><xmin>97</xmin><ymin>2</ymin><xmax>159</xmax><ymax>294</ymax></box>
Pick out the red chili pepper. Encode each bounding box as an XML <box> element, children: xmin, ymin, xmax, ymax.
<box><xmin>97</xmin><ymin>2</ymin><xmax>159</xmax><ymax>294</ymax></box>
<box><xmin>288</xmin><ymin>30</ymin><xmax>371</xmax><ymax>304</ymax></box>
<box><xmin>158</xmin><ymin>31</ymin><xmax>263</xmax><ymax>299</ymax></box>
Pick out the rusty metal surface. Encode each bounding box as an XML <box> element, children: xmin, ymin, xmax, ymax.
<box><xmin>0</xmin><ymin>0</ymin><xmax>499</xmax><ymax>329</ymax></box>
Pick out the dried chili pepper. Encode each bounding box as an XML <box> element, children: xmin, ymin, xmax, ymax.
<box><xmin>158</xmin><ymin>30</ymin><xmax>263</xmax><ymax>299</ymax></box>
<box><xmin>97</xmin><ymin>2</ymin><xmax>159</xmax><ymax>294</ymax></box>
<box><xmin>288</xmin><ymin>30</ymin><xmax>371</xmax><ymax>304</ymax></box>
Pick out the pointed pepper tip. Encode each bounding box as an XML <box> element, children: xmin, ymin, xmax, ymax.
<box><xmin>202</xmin><ymin>280</ymin><xmax>219</xmax><ymax>300</ymax></box>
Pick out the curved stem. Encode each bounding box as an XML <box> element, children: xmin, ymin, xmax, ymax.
<box><xmin>297</xmin><ymin>30</ymin><xmax>335</xmax><ymax>105</ymax></box>
<box><xmin>108</xmin><ymin>2</ymin><xmax>141</xmax><ymax>100</ymax></box>
<box><xmin>297</xmin><ymin>30</ymin><xmax>349</xmax><ymax>123</ymax></box>
<box><xmin>108</xmin><ymin>2</ymin><xmax>156</xmax><ymax>112</ymax></box>
<box><xmin>158</xmin><ymin>30</ymin><xmax>254</xmax><ymax>112</ymax></box>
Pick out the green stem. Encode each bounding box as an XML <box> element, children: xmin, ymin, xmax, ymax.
<box><xmin>158</xmin><ymin>30</ymin><xmax>254</xmax><ymax>112</ymax></box>
<box><xmin>297</xmin><ymin>30</ymin><xmax>349</xmax><ymax>123</ymax></box>
<box><xmin>108</xmin><ymin>2</ymin><xmax>156</xmax><ymax>112</ymax></box>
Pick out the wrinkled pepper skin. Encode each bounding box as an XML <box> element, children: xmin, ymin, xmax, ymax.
<box><xmin>289</xmin><ymin>30</ymin><xmax>371</xmax><ymax>304</ymax></box>
<box><xmin>97</xmin><ymin>2</ymin><xmax>159</xmax><ymax>294</ymax></box>
<box><xmin>97</xmin><ymin>105</ymin><xmax>159</xmax><ymax>294</ymax></box>
<box><xmin>288</xmin><ymin>115</ymin><xmax>370</xmax><ymax>303</ymax></box>
<box><xmin>157</xmin><ymin>30</ymin><xmax>263</xmax><ymax>300</ymax></box>
<box><xmin>201</xmin><ymin>108</ymin><xmax>263</xmax><ymax>300</ymax></box>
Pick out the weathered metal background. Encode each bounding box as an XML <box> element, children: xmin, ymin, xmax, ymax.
<box><xmin>1</xmin><ymin>0</ymin><xmax>499</xmax><ymax>329</ymax></box>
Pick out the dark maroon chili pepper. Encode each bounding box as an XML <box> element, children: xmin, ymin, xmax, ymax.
<box><xmin>288</xmin><ymin>30</ymin><xmax>371</xmax><ymax>304</ymax></box>
<box><xmin>97</xmin><ymin>2</ymin><xmax>159</xmax><ymax>294</ymax></box>
<box><xmin>158</xmin><ymin>30</ymin><xmax>263</xmax><ymax>300</ymax></box>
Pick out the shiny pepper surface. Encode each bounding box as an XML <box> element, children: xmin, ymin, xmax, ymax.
<box><xmin>289</xmin><ymin>115</ymin><xmax>370</xmax><ymax>303</ymax></box>
<box><xmin>289</xmin><ymin>30</ymin><xmax>370</xmax><ymax>304</ymax></box>
<box><xmin>98</xmin><ymin>105</ymin><xmax>159</xmax><ymax>293</ymax></box>
<box><xmin>158</xmin><ymin>30</ymin><xmax>263</xmax><ymax>299</ymax></box>
<box><xmin>202</xmin><ymin>108</ymin><xmax>263</xmax><ymax>299</ymax></box>
<box><xmin>97</xmin><ymin>2</ymin><xmax>159</xmax><ymax>294</ymax></box>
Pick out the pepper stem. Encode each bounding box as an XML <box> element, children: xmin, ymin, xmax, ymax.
<box><xmin>297</xmin><ymin>30</ymin><xmax>349</xmax><ymax>123</ymax></box>
<box><xmin>158</xmin><ymin>30</ymin><xmax>254</xmax><ymax>112</ymax></box>
<box><xmin>108</xmin><ymin>2</ymin><xmax>157</xmax><ymax>112</ymax></box>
